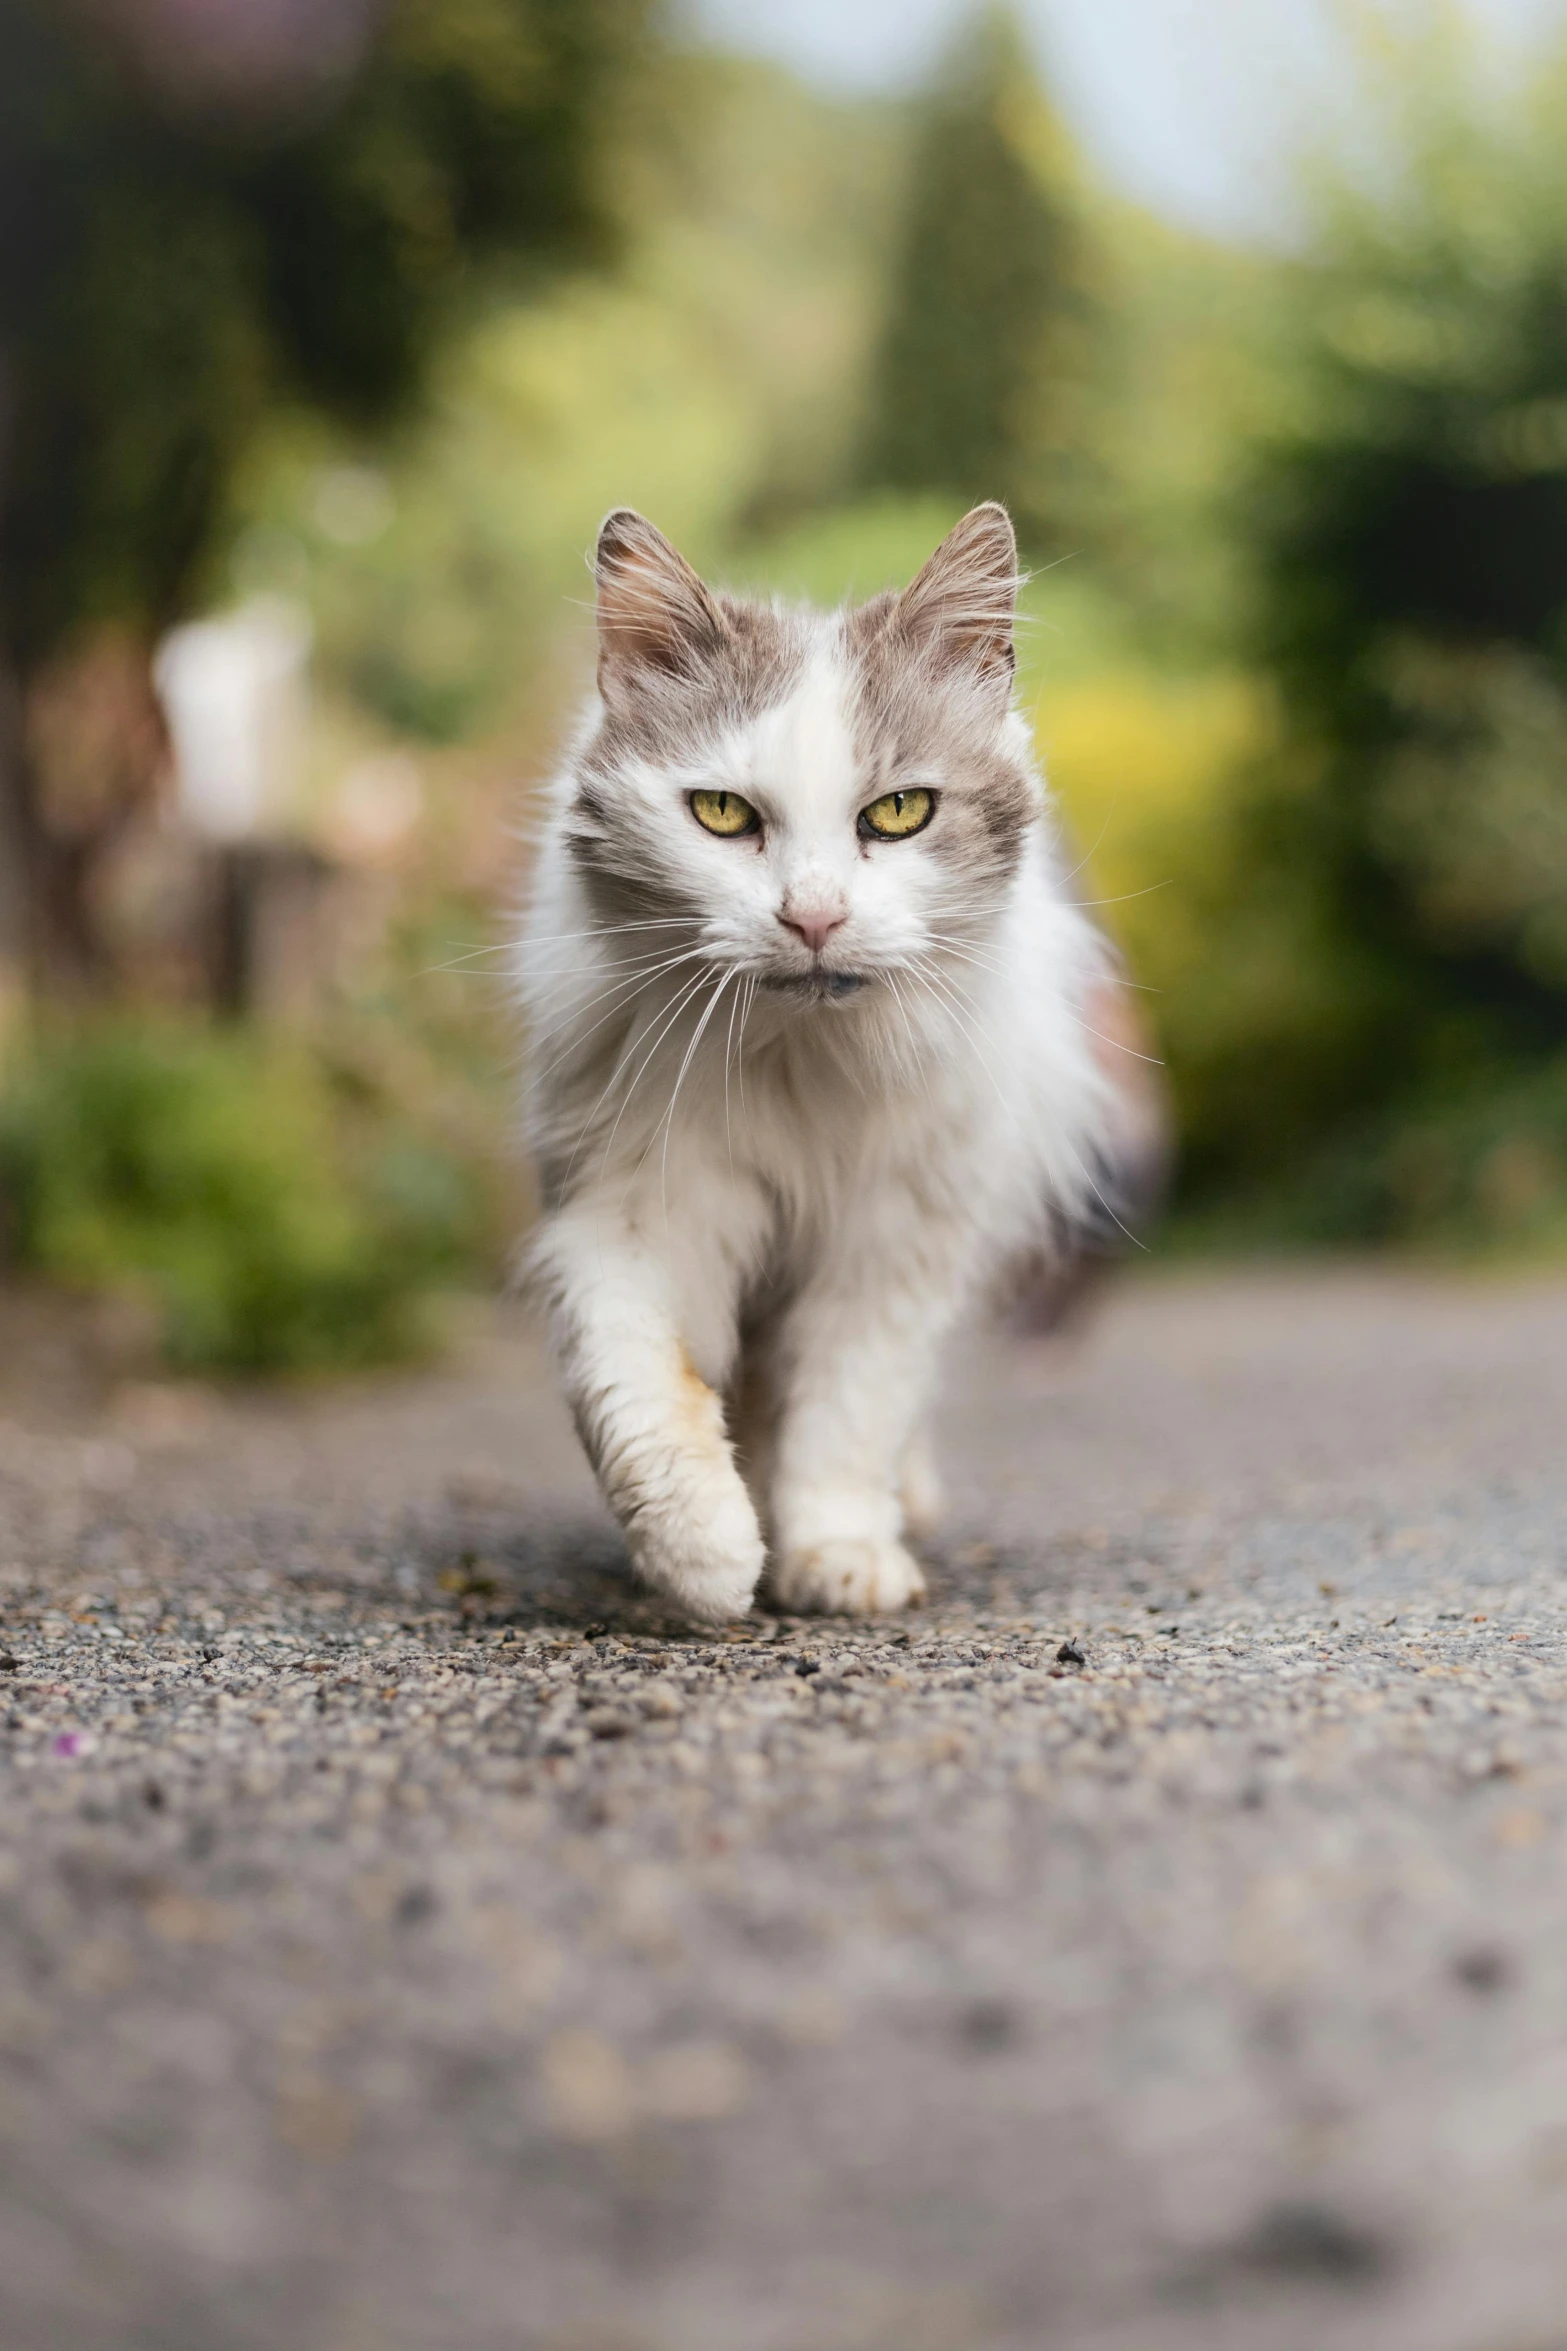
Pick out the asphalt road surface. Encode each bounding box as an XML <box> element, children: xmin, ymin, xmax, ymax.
<box><xmin>2</xmin><ymin>1265</ymin><xmax>1566</xmax><ymax>2351</ymax></box>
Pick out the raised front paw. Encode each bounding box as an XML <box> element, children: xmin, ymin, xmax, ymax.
<box><xmin>629</xmin><ymin>1491</ymin><xmax>764</xmax><ymax>1625</ymax></box>
<box><xmin>770</xmin><ymin>1536</ymin><xmax>927</xmax><ymax>1617</ymax></box>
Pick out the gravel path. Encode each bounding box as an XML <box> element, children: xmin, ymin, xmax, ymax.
<box><xmin>2</xmin><ymin>1267</ymin><xmax>1567</xmax><ymax>2351</ymax></box>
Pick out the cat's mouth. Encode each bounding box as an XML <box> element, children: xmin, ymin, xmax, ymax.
<box><xmin>762</xmin><ymin>970</ymin><xmax>870</xmax><ymax>1002</ymax></box>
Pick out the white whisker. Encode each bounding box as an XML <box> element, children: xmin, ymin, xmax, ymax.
<box><xmin>722</xmin><ymin>975</ymin><xmax>744</xmax><ymax>1171</ymax></box>
<box><xmin>528</xmin><ymin>949</ymin><xmax>713</xmax><ymax>1086</ymax></box>
<box><xmin>593</xmin><ymin>969</ymin><xmax>714</xmax><ymax>1184</ymax></box>
<box><xmin>654</xmin><ymin>969</ymin><xmax>734</xmax><ymax>1213</ymax></box>
<box><xmin>906</xmin><ymin>954</ymin><xmax>1014</xmax><ymax>1127</ymax></box>
<box><xmin>523</xmin><ymin>918</ymin><xmax>695</xmax><ymax>947</ymax></box>
<box><xmin>556</xmin><ymin>965</ymin><xmax>711</xmax><ymax>1191</ymax></box>
<box><xmin>734</xmin><ymin>975</ymin><xmax>757</xmax><ymax>1141</ymax></box>
<box><xmin>1066</xmin><ymin>1016</ymin><xmax>1164</xmax><ymax>1067</ymax></box>
<box><xmin>882</xmin><ymin>971</ymin><xmax>934</xmax><ymax>1108</ymax></box>
<box><xmin>1074</xmin><ymin>882</ymin><xmax>1173</xmax><ymax>910</ymax></box>
<box><xmin>1056</xmin><ymin>795</ymin><xmax>1122</xmax><ymax>890</ymax></box>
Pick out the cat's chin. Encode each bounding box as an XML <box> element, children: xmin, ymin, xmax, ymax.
<box><xmin>760</xmin><ymin>971</ymin><xmax>871</xmax><ymax>1004</ymax></box>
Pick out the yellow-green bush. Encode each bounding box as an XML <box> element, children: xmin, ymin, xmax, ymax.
<box><xmin>1033</xmin><ymin>663</ymin><xmax>1567</xmax><ymax>1242</ymax></box>
<box><xmin>0</xmin><ymin>1024</ymin><xmax>483</xmax><ymax>1373</ymax></box>
<box><xmin>1035</xmin><ymin>666</ymin><xmax>1400</xmax><ymax>1193</ymax></box>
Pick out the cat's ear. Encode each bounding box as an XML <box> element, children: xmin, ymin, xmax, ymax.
<box><xmin>594</xmin><ymin>509</ymin><xmax>729</xmax><ymax>707</ymax></box>
<box><xmin>896</xmin><ymin>503</ymin><xmax>1019</xmax><ymax>689</ymax></box>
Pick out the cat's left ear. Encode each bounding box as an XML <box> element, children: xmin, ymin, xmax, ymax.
<box><xmin>896</xmin><ymin>502</ymin><xmax>1019</xmax><ymax>690</ymax></box>
<box><xmin>594</xmin><ymin>509</ymin><xmax>729</xmax><ymax>710</ymax></box>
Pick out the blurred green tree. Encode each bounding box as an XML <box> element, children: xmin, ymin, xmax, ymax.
<box><xmin>1209</xmin><ymin>49</ymin><xmax>1567</xmax><ymax>1216</ymax></box>
<box><xmin>0</xmin><ymin>0</ymin><xmax>652</xmax><ymax>1001</ymax></box>
<box><xmin>856</xmin><ymin>4</ymin><xmax>1097</xmax><ymax>548</ymax></box>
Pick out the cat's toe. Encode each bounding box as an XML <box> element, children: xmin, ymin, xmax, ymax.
<box><xmin>771</xmin><ymin>1537</ymin><xmax>926</xmax><ymax>1617</ymax></box>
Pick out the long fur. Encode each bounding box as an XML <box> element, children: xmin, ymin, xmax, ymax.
<box><xmin>517</xmin><ymin>503</ymin><xmax>1124</xmax><ymax>1620</ymax></box>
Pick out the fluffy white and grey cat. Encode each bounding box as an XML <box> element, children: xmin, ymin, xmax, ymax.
<box><xmin>519</xmin><ymin>502</ymin><xmax>1148</xmax><ymax>1622</ymax></box>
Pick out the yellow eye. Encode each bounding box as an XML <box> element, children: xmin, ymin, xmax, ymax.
<box><xmin>859</xmin><ymin>786</ymin><xmax>935</xmax><ymax>840</ymax></box>
<box><xmin>690</xmin><ymin>788</ymin><xmax>759</xmax><ymax>837</ymax></box>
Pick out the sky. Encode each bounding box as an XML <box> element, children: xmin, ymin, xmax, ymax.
<box><xmin>683</xmin><ymin>0</ymin><xmax>1567</xmax><ymax>239</ymax></box>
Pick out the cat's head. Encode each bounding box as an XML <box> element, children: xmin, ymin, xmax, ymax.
<box><xmin>567</xmin><ymin>504</ymin><xmax>1038</xmax><ymax>1000</ymax></box>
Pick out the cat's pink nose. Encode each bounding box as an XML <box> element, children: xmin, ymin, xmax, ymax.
<box><xmin>778</xmin><ymin>906</ymin><xmax>847</xmax><ymax>956</ymax></box>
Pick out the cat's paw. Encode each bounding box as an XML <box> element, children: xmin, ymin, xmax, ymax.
<box><xmin>630</xmin><ymin>1494</ymin><xmax>764</xmax><ymax>1625</ymax></box>
<box><xmin>770</xmin><ymin>1536</ymin><xmax>927</xmax><ymax>1617</ymax></box>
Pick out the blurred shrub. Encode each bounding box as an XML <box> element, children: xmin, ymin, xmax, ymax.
<box><xmin>0</xmin><ymin>1024</ymin><xmax>483</xmax><ymax>1373</ymax></box>
<box><xmin>1033</xmin><ymin>669</ymin><xmax>1386</xmax><ymax>1193</ymax></box>
<box><xmin>1178</xmin><ymin>1053</ymin><xmax>1567</xmax><ymax>1258</ymax></box>
<box><xmin>1042</xmin><ymin>652</ymin><xmax>1567</xmax><ymax>1249</ymax></box>
<box><xmin>1221</xmin><ymin>42</ymin><xmax>1567</xmax><ymax>1209</ymax></box>
<box><xmin>0</xmin><ymin>0</ymin><xmax>654</xmax><ymax>674</ymax></box>
<box><xmin>233</xmin><ymin>52</ymin><xmax>905</xmax><ymax>748</ymax></box>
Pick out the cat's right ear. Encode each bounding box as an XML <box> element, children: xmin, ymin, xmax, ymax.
<box><xmin>594</xmin><ymin>510</ymin><xmax>728</xmax><ymax>709</ymax></box>
<box><xmin>895</xmin><ymin>502</ymin><xmax>1019</xmax><ymax>691</ymax></box>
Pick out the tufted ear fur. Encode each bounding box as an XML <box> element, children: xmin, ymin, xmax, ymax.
<box><xmin>895</xmin><ymin>502</ymin><xmax>1019</xmax><ymax>688</ymax></box>
<box><xmin>594</xmin><ymin>509</ymin><xmax>730</xmax><ymax>710</ymax></box>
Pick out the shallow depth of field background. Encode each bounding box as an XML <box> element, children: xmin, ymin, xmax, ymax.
<box><xmin>5</xmin><ymin>0</ymin><xmax>1567</xmax><ymax>1375</ymax></box>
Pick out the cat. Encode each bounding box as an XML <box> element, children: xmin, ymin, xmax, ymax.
<box><xmin>519</xmin><ymin>502</ymin><xmax>1151</xmax><ymax>1621</ymax></box>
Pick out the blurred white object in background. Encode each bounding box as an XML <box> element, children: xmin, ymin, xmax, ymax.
<box><xmin>154</xmin><ymin>598</ymin><xmax>313</xmax><ymax>842</ymax></box>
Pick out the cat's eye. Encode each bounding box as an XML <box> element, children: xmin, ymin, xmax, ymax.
<box><xmin>859</xmin><ymin>786</ymin><xmax>935</xmax><ymax>841</ymax></box>
<box><xmin>689</xmin><ymin>788</ymin><xmax>760</xmax><ymax>837</ymax></box>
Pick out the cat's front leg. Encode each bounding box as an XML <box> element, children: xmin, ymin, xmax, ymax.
<box><xmin>765</xmin><ymin>1220</ymin><xmax>971</xmax><ymax>1616</ymax></box>
<box><xmin>532</xmin><ymin>1200</ymin><xmax>763</xmax><ymax>1622</ymax></box>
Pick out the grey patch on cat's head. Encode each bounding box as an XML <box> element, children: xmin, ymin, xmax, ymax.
<box><xmin>845</xmin><ymin>503</ymin><xmax>1033</xmax><ymax>887</ymax></box>
<box><xmin>593</xmin><ymin>509</ymin><xmax>729</xmax><ymax>701</ymax></box>
<box><xmin>897</xmin><ymin>500</ymin><xmax>1019</xmax><ymax>688</ymax></box>
<box><xmin>587</xmin><ymin>508</ymin><xmax>811</xmax><ymax>765</ymax></box>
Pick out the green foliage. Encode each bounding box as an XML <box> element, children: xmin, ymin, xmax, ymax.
<box><xmin>232</xmin><ymin>54</ymin><xmax>905</xmax><ymax>745</ymax></box>
<box><xmin>1223</xmin><ymin>47</ymin><xmax>1567</xmax><ymax>1194</ymax></box>
<box><xmin>0</xmin><ymin>1024</ymin><xmax>482</xmax><ymax>1372</ymax></box>
<box><xmin>0</xmin><ymin>0</ymin><xmax>652</xmax><ymax>668</ymax></box>
<box><xmin>1173</xmin><ymin>1052</ymin><xmax>1567</xmax><ymax>1259</ymax></box>
<box><xmin>857</xmin><ymin>6</ymin><xmax>1098</xmax><ymax>546</ymax></box>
